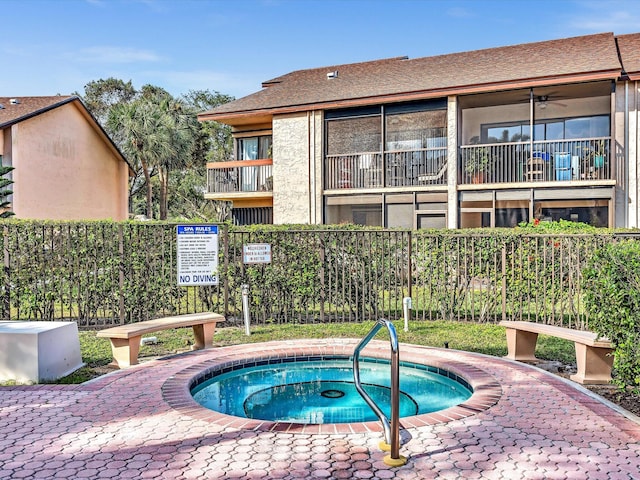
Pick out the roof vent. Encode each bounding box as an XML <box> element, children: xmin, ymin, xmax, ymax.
<box><xmin>326</xmin><ymin>71</ymin><xmax>338</xmax><ymax>79</ymax></box>
<box><xmin>9</xmin><ymin>98</ymin><xmax>20</xmax><ymax>105</ymax></box>
<box><xmin>0</xmin><ymin>104</ymin><xmax>4</xmax><ymax>109</ymax></box>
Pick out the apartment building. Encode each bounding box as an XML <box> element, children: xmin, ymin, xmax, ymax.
<box><xmin>199</xmin><ymin>32</ymin><xmax>640</xmax><ymax>229</ymax></box>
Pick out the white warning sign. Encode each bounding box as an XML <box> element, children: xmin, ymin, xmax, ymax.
<box><xmin>243</xmin><ymin>243</ymin><xmax>272</xmax><ymax>264</ymax></box>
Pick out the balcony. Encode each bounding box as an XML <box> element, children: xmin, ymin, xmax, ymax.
<box><xmin>459</xmin><ymin>137</ymin><xmax>612</xmax><ymax>185</ymax></box>
<box><xmin>325</xmin><ymin>147</ymin><xmax>448</xmax><ymax>190</ymax></box>
<box><xmin>205</xmin><ymin>159</ymin><xmax>273</xmax><ymax>200</ymax></box>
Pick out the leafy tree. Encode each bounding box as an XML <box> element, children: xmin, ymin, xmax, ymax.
<box><xmin>80</xmin><ymin>80</ymin><xmax>235</xmax><ymax>221</ymax></box>
<box><xmin>0</xmin><ymin>165</ymin><xmax>14</xmax><ymax>218</ymax></box>
<box><xmin>175</xmin><ymin>90</ymin><xmax>234</xmax><ymax>221</ymax></box>
<box><xmin>168</xmin><ymin>168</ymin><xmax>228</xmax><ymax>221</ymax></box>
<box><xmin>75</xmin><ymin>78</ymin><xmax>137</xmax><ymax>127</ymax></box>
<box><xmin>182</xmin><ymin>90</ymin><xmax>234</xmax><ymax>163</ymax></box>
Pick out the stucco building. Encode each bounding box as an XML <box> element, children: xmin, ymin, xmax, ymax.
<box><xmin>0</xmin><ymin>96</ymin><xmax>130</xmax><ymax>220</ymax></box>
<box><xmin>199</xmin><ymin>32</ymin><xmax>640</xmax><ymax>229</ymax></box>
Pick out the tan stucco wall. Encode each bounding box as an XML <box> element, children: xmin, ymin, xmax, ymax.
<box><xmin>310</xmin><ymin>111</ymin><xmax>323</xmax><ymax>224</ymax></box>
<box><xmin>272</xmin><ymin>112</ymin><xmax>315</xmax><ymax>224</ymax></box>
<box><xmin>8</xmin><ymin>103</ymin><xmax>128</xmax><ymax>220</ymax></box>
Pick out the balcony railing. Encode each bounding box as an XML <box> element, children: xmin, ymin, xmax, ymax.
<box><xmin>326</xmin><ymin>148</ymin><xmax>448</xmax><ymax>190</ymax></box>
<box><xmin>459</xmin><ymin>137</ymin><xmax>612</xmax><ymax>185</ymax></box>
<box><xmin>206</xmin><ymin>159</ymin><xmax>273</xmax><ymax>194</ymax></box>
<box><xmin>206</xmin><ymin>138</ymin><xmax>612</xmax><ymax>194</ymax></box>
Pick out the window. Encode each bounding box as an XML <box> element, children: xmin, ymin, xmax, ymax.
<box><xmin>326</xmin><ymin>116</ymin><xmax>381</xmax><ymax>155</ymax></box>
<box><xmin>482</xmin><ymin>115</ymin><xmax>609</xmax><ymax>143</ymax></box>
<box><xmin>416</xmin><ymin>213</ymin><xmax>446</xmax><ymax>229</ymax></box>
<box><xmin>486</xmin><ymin>125</ymin><xmax>528</xmax><ymax>143</ymax></box>
<box><xmin>235</xmin><ymin>135</ymin><xmax>272</xmax><ymax>192</ymax></box>
<box><xmin>386</xmin><ymin>203</ymin><xmax>414</xmax><ymax>228</ymax></box>
<box><xmin>534</xmin><ymin>200</ymin><xmax>608</xmax><ymax>227</ymax></box>
<box><xmin>325</xmin><ymin>100</ymin><xmax>447</xmax><ymax>156</ymax></box>
<box><xmin>459</xmin><ymin>201</ymin><xmax>493</xmax><ymax>228</ymax></box>
<box><xmin>385</xmin><ymin>109</ymin><xmax>447</xmax><ymax>150</ymax></box>
<box><xmin>237</xmin><ymin>135</ymin><xmax>272</xmax><ymax>160</ymax></box>
<box><xmin>324</xmin><ymin>100</ymin><xmax>448</xmax><ymax>190</ymax></box>
<box><xmin>325</xmin><ymin>204</ymin><xmax>382</xmax><ymax>226</ymax></box>
<box><xmin>495</xmin><ymin>207</ymin><xmax>529</xmax><ymax>227</ymax></box>
<box><xmin>325</xmin><ymin>195</ymin><xmax>383</xmax><ymax>226</ymax></box>
<box><xmin>565</xmin><ymin>116</ymin><xmax>609</xmax><ymax>139</ymax></box>
<box><xmin>352</xmin><ymin>207</ymin><xmax>382</xmax><ymax>226</ymax></box>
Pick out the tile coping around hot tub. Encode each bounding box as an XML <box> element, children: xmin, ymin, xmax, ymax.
<box><xmin>161</xmin><ymin>339</ymin><xmax>502</xmax><ymax>435</ymax></box>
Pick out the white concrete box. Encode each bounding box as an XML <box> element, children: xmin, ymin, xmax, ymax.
<box><xmin>0</xmin><ymin>321</ymin><xmax>84</xmax><ymax>383</ymax></box>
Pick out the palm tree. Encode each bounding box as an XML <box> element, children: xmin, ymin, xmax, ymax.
<box><xmin>108</xmin><ymin>100</ymin><xmax>174</xmax><ymax>219</ymax></box>
<box><xmin>155</xmin><ymin>98</ymin><xmax>196</xmax><ymax>220</ymax></box>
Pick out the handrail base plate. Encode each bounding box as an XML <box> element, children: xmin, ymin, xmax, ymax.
<box><xmin>383</xmin><ymin>454</ymin><xmax>408</xmax><ymax>467</ymax></box>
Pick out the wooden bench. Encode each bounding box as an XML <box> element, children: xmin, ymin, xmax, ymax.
<box><xmin>499</xmin><ymin>320</ymin><xmax>613</xmax><ymax>385</ymax></box>
<box><xmin>97</xmin><ymin>312</ymin><xmax>224</xmax><ymax>368</ymax></box>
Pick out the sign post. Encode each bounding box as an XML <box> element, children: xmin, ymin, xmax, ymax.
<box><xmin>176</xmin><ymin>225</ymin><xmax>219</xmax><ymax>286</ymax></box>
<box><xmin>240</xmin><ymin>243</ymin><xmax>272</xmax><ymax>335</ymax></box>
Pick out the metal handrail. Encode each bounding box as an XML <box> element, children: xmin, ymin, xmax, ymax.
<box><xmin>353</xmin><ymin>318</ymin><xmax>403</xmax><ymax>464</ymax></box>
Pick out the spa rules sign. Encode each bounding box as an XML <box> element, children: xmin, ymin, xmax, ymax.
<box><xmin>176</xmin><ymin>224</ymin><xmax>219</xmax><ymax>286</ymax></box>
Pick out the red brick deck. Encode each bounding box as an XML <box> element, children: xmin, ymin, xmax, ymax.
<box><xmin>1</xmin><ymin>339</ymin><xmax>639</xmax><ymax>479</ymax></box>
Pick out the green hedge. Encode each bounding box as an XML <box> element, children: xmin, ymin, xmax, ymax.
<box><xmin>0</xmin><ymin>220</ymin><xmax>212</xmax><ymax>326</ymax></box>
<box><xmin>2</xmin><ymin>219</ymin><xmax>638</xmax><ymax>335</ymax></box>
<box><xmin>583</xmin><ymin>240</ymin><xmax>640</xmax><ymax>391</ymax></box>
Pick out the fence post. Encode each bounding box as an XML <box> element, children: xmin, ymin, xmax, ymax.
<box><xmin>223</xmin><ymin>225</ymin><xmax>229</xmax><ymax>317</ymax></box>
<box><xmin>2</xmin><ymin>225</ymin><xmax>9</xmax><ymax>320</ymax></box>
<box><xmin>319</xmin><ymin>232</ymin><xmax>326</xmax><ymax>320</ymax></box>
<box><xmin>501</xmin><ymin>243</ymin><xmax>507</xmax><ymax>322</ymax></box>
<box><xmin>118</xmin><ymin>224</ymin><xmax>125</xmax><ymax>325</ymax></box>
<box><xmin>407</xmin><ymin>230</ymin><xmax>413</xmax><ymax>300</ymax></box>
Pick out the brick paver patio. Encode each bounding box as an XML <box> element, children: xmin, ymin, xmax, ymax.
<box><xmin>1</xmin><ymin>339</ymin><xmax>639</xmax><ymax>479</ymax></box>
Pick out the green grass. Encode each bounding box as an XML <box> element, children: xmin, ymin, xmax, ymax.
<box><xmin>2</xmin><ymin>320</ymin><xmax>578</xmax><ymax>385</ymax></box>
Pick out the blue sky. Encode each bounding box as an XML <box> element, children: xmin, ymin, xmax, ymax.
<box><xmin>2</xmin><ymin>0</ymin><xmax>640</xmax><ymax>101</ymax></box>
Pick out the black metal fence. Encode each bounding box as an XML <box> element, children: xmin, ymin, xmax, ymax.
<box><xmin>0</xmin><ymin>221</ymin><xmax>632</xmax><ymax>329</ymax></box>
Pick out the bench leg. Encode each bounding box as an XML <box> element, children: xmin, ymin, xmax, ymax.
<box><xmin>192</xmin><ymin>323</ymin><xmax>216</xmax><ymax>350</ymax></box>
<box><xmin>570</xmin><ymin>344</ymin><xmax>614</xmax><ymax>385</ymax></box>
<box><xmin>504</xmin><ymin>328</ymin><xmax>539</xmax><ymax>362</ymax></box>
<box><xmin>108</xmin><ymin>336</ymin><xmax>141</xmax><ymax>368</ymax></box>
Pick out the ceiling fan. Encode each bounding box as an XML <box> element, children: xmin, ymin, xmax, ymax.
<box><xmin>517</xmin><ymin>89</ymin><xmax>569</xmax><ymax>108</ymax></box>
<box><xmin>534</xmin><ymin>92</ymin><xmax>567</xmax><ymax>109</ymax></box>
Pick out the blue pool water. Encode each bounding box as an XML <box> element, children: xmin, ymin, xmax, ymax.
<box><xmin>191</xmin><ymin>357</ymin><xmax>472</xmax><ymax>424</ymax></box>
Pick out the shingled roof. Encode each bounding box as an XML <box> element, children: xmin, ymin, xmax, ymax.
<box><xmin>616</xmin><ymin>32</ymin><xmax>640</xmax><ymax>81</ymax></box>
<box><xmin>0</xmin><ymin>95</ymin><xmax>132</xmax><ymax>172</ymax></box>
<box><xmin>0</xmin><ymin>96</ymin><xmax>78</xmax><ymax>127</ymax></box>
<box><xmin>200</xmin><ymin>32</ymin><xmax>634</xmax><ymax>123</ymax></box>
